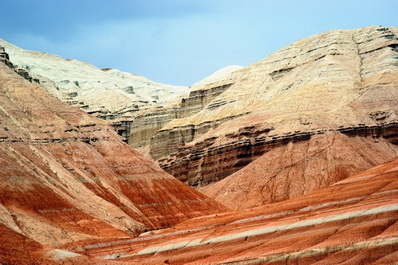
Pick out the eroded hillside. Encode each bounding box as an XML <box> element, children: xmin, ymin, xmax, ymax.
<box><xmin>1</xmin><ymin>26</ymin><xmax>398</xmax><ymax>264</ymax></box>
<box><xmin>0</xmin><ymin>38</ymin><xmax>190</xmax><ymax>142</ymax></box>
<box><xmin>137</xmin><ymin>26</ymin><xmax>398</xmax><ymax>210</ymax></box>
<box><xmin>73</xmin><ymin>156</ymin><xmax>398</xmax><ymax>264</ymax></box>
<box><xmin>0</xmin><ymin>51</ymin><xmax>227</xmax><ymax>264</ymax></box>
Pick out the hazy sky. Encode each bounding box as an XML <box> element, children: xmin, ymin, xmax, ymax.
<box><xmin>0</xmin><ymin>0</ymin><xmax>397</xmax><ymax>86</ymax></box>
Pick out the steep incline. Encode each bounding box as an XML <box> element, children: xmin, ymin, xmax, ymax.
<box><xmin>148</xmin><ymin>26</ymin><xmax>398</xmax><ymax>209</ymax></box>
<box><xmin>0</xmin><ymin>57</ymin><xmax>227</xmax><ymax>263</ymax></box>
<box><xmin>78</xmin><ymin>157</ymin><xmax>398</xmax><ymax>264</ymax></box>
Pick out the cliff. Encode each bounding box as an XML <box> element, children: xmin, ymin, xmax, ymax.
<box><xmin>129</xmin><ymin>65</ymin><xmax>242</xmax><ymax>151</ymax></box>
<box><xmin>202</xmin><ymin>130</ymin><xmax>398</xmax><ymax>210</ymax></box>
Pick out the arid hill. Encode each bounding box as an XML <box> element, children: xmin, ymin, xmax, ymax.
<box><xmin>1</xmin><ymin>26</ymin><xmax>398</xmax><ymax>264</ymax></box>
<box><xmin>136</xmin><ymin>26</ymin><xmax>398</xmax><ymax>210</ymax></box>
<box><xmin>67</xmin><ymin>155</ymin><xmax>398</xmax><ymax>264</ymax></box>
<box><xmin>0</xmin><ymin>38</ymin><xmax>190</xmax><ymax>142</ymax></box>
<box><xmin>0</xmin><ymin>49</ymin><xmax>227</xmax><ymax>264</ymax></box>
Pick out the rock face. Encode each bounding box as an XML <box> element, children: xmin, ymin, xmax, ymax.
<box><xmin>72</xmin><ymin>157</ymin><xmax>398</xmax><ymax>264</ymax></box>
<box><xmin>145</xmin><ymin>26</ymin><xmax>398</xmax><ymax>209</ymax></box>
<box><xmin>0</xmin><ymin>39</ymin><xmax>189</xmax><ymax>142</ymax></box>
<box><xmin>0</xmin><ymin>46</ymin><xmax>13</xmax><ymax>68</ymax></box>
<box><xmin>202</xmin><ymin>131</ymin><xmax>398</xmax><ymax>210</ymax></box>
<box><xmin>129</xmin><ymin>65</ymin><xmax>243</xmax><ymax>151</ymax></box>
<box><xmin>0</xmin><ymin>56</ymin><xmax>227</xmax><ymax>264</ymax></box>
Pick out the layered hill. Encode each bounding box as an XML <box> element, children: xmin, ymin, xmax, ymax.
<box><xmin>1</xmin><ymin>26</ymin><xmax>398</xmax><ymax>264</ymax></box>
<box><xmin>70</xmin><ymin>156</ymin><xmax>398</xmax><ymax>264</ymax></box>
<box><xmin>0</xmin><ymin>50</ymin><xmax>227</xmax><ymax>264</ymax></box>
<box><xmin>0</xmin><ymin>39</ymin><xmax>189</xmax><ymax>142</ymax></box>
<box><xmin>141</xmin><ymin>26</ymin><xmax>398</xmax><ymax>209</ymax></box>
<box><xmin>129</xmin><ymin>65</ymin><xmax>243</xmax><ymax>155</ymax></box>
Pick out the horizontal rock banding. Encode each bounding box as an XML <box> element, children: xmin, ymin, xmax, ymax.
<box><xmin>77</xmin><ymin>158</ymin><xmax>398</xmax><ymax>264</ymax></box>
<box><xmin>140</xmin><ymin>26</ymin><xmax>398</xmax><ymax>211</ymax></box>
<box><xmin>2</xmin><ymin>26</ymin><xmax>398</xmax><ymax>263</ymax></box>
<box><xmin>160</xmin><ymin>122</ymin><xmax>398</xmax><ymax>187</ymax></box>
<box><xmin>130</xmin><ymin>81</ymin><xmax>237</xmax><ymax>152</ymax></box>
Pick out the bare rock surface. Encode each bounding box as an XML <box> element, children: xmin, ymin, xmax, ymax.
<box><xmin>0</xmin><ymin>39</ymin><xmax>189</xmax><ymax>132</ymax></box>
<box><xmin>75</xmin><ymin>157</ymin><xmax>398</xmax><ymax>264</ymax></box>
<box><xmin>202</xmin><ymin>132</ymin><xmax>398</xmax><ymax>210</ymax></box>
<box><xmin>129</xmin><ymin>65</ymin><xmax>242</xmax><ymax>150</ymax></box>
<box><xmin>148</xmin><ymin>26</ymin><xmax>398</xmax><ymax>209</ymax></box>
<box><xmin>189</xmin><ymin>65</ymin><xmax>243</xmax><ymax>90</ymax></box>
<box><xmin>1</xmin><ymin>26</ymin><xmax>398</xmax><ymax>264</ymax></box>
<box><xmin>0</xmin><ymin>60</ymin><xmax>227</xmax><ymax>264</ymax></box>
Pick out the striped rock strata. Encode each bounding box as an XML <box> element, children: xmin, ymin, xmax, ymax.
<box><xmin>0</xmin><ymin>58</ymin><xmax>227</xmax><ymax>264</ymax></box>
<box><xmin>71</xmin><ymin>156</ymin><xmax>398</xmax><ymax>264</ymax></box>
<box><xmin>148</xmin><ymin>26</ymin><xmax>398</xmax><ymax>209</ymax></box>
<box><xmin>129</xmin><ymin>66</ymin><xmax>243</xmax><ymax>155</ymax></box>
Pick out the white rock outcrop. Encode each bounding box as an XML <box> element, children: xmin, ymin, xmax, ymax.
<box><xmin>0</xmin><ymin>39</ymin><xmax>189</xmax><ymax>119</ymax></box>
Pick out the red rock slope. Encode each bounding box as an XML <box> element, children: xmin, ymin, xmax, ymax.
<box><xmin>0</xmin><ymin>58</ymin><xmax>227</xmax><ymax>263</ymax></box>
<box><xmin>80</xmin><ymin>157</ymin><xmax>398</xmax><ymax>264</ymax></box>
<box><xmin>203</xmin><ymin>131</ymin><xmax>398</xmax><ymax>210</ymax></box>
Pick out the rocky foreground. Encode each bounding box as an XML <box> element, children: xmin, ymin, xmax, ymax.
<box><xmin>76</xmin><ymin>157</ymin><xmax>398</xmax><ymax>264</ymax></box>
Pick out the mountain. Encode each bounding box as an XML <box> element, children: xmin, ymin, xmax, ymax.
<box><xmin>0</xmin><ymin>39</ymin><xmax>190</xmax><ymax>142</ymax></box>
<box><xmin>2</xmin><ymin>25</ymin><xmax>398</xmax><ymax>264</ymax></box>
<box><xmin>138</xmin><ymin>26</ymin><xmax>398</xmax><ymax>210</ymax></box>
<box><xmin>0</xmin><ymin>48</ymin><xmax>227</xmax><ymax>264</ymax></box>
<box><xmin>189</xmin><ymin>65</ymin><xmax>244</xmax><ymax>90</ymax></box>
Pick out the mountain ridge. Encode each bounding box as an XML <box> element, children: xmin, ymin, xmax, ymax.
<box><xmin>0</xmin><ymin>38</ymin><xmax>190</xmax><ymax>142</ymax></box>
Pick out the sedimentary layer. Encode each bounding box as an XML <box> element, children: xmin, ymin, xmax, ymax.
<box><xmin>73</xmin><ymin>157</ymin><xmax>398</xmax><ymax>264</ymax></box>
<box><xmin>129</xmin><ymin>66</ymin><xmax>242</xmax><ymax>150</ymax></box>
<box><xmin>149</xmin><ymin>26</ymin><xmax>398</xmax><ymax>209</ymax></box>
<box><xmin>202</xmin><ymin>130</ymin><xmax>398</xmax><ymax>210</ymax></box>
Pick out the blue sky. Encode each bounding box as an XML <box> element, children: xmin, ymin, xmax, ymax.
<box><xmin>0</xmin><ymin>0</ymin><xmax>397</xmax><ymax>86</ymax></box>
